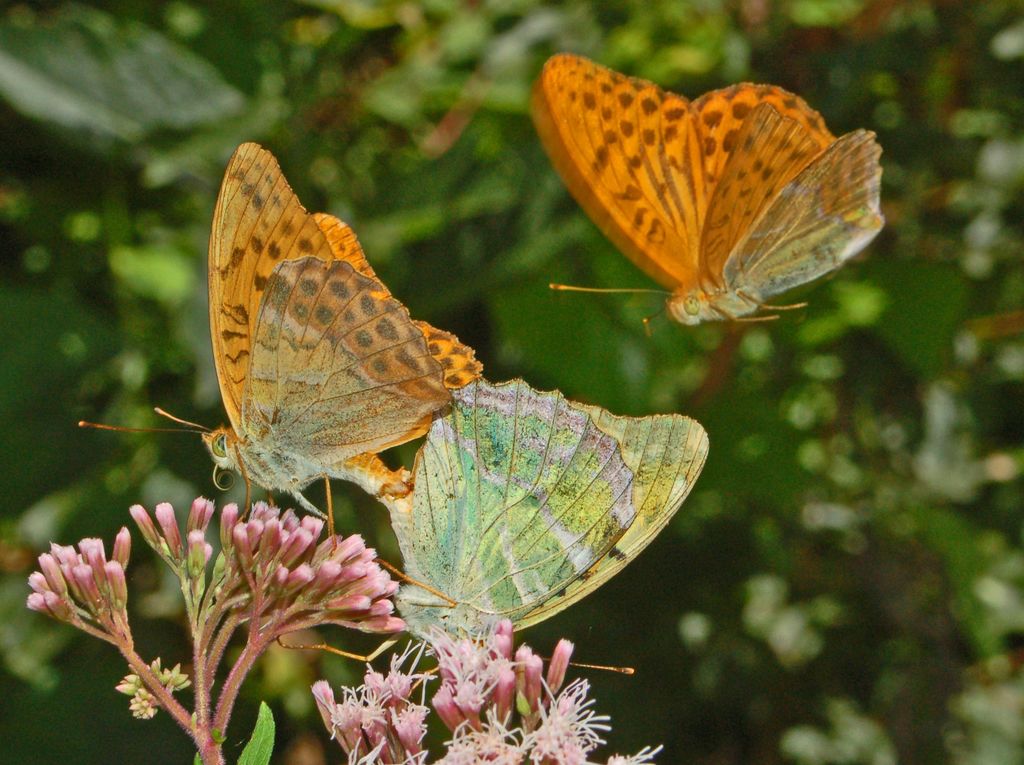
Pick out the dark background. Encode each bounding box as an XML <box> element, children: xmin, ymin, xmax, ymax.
<box><xmin>2</xmin><ymin>1</ymin><xmax>1024</xmax><ymax>762</ymax></box>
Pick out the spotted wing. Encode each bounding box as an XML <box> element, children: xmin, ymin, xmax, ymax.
<box><xmin>392</xmin><ymin>378</ymin><xmax>708</xmax><ymax>635</ymax></box>
<box><xmin>691</xmin><ymin>83</ymin><xmax>834</xmax><ymax>187</ymax></box>
<box><xmin>209</xmin><ymin>143</ymin><xmax>337</xmax><ymax>432</ymax></box>
<box><xmin>242</xmin><ymin>256</ymin><xmax>450</xmax><ymax>463</ymax></box>
<box><xmin>531</xmin><ymin>54</ymin><xmax>708</xmax><ymax>290</ymax></box>
<box><xmin>724</xmin><ymin>130</ymin><xmax>884</xmax><ymax>301</ymax></box>
<box><xmin>315</xmin><ymin>213</ymin><xmax>482</xmax><ymax>389</ymax></box>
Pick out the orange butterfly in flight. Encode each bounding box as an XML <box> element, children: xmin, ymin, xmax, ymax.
<box><xmin>204</xmin><ymin>143</ymin><xmax>480</xmax><ymax>515</ymax></box>
<box><xmin>532</xmin><ymin>54</ymin><xmax>884</xmax><ymax>325</ymax></box>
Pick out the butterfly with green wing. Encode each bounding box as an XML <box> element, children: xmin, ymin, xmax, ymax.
<box><xmin>386</xmin><ymin>378</ymin><xmax>709</xmax><ymax>638</ymax></box>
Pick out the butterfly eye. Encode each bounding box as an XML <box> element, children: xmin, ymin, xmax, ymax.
<box><xmin>684</xmin><ymin>295</ymin><xmax>702</xmax><ymax>317</ymax></box>
<box><xmin>212</xmin><ymin>434</ymin><xmax>228</xmax><ymax>458</ymax></box>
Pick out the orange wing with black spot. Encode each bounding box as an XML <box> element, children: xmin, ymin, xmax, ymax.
<box><xmin>531</xmin><ymin>53</ymin><xmax>707</xmax><ymax>291</ymax></box>
<box><xmin>315</xmin><ymin>212</ymin><xmax>482</xmax><ymax>389</ymax></box>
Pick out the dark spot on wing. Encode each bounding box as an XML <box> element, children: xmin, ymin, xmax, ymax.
<box><xmin>732</xmin><ymin>102</ymin><xmax>751</xmax><ymax>119</ymax></box>
<box><xmin>377</xmin><ymin>318</ymin><xmax>399</xmax><ymax>341</ymax></box>
<box><xmin>355</xmin><ymin>329</ymin><xmax>373</xmax><ymax>348</ymax></box>
<box><xmin>702</xmin><ymin>110</ymin><xmax>723</xmax><ymax>128</ymax></box>
<box><xmin>723</xmin><ymin>128</ymin><xmax>738</xmax><ymax>152</ymax></box>
<box><xmin>360</xmin><ymin>293</ymin><xmax>376</xmax><ymax>316</ymax></box>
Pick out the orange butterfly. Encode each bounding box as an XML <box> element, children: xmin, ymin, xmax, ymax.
<box><xmin>204</xmin><ymin>143</ymin><xmax>480</xmax><ymax>514</ymax></box>
<box><xmin>532</xmin><ymin>54</ymin><xmax>884</xmax><ymax>325</ymax></box>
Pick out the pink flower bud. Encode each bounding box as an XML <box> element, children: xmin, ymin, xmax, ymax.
<box><xmin>286</xmin><ymin>563</ymin><xmax>315</xmax><ymax>589</ymax></box>
<box><xmin>112</xmin><ymin>527</ymin><xmax>131</xmax><ymax>567</ymax></box>
<box><xmin>494</xmin><ymin>619</ymin><xmax>514</xmax><ymax>660</ymax></box>
<box><xmin>36</xmin><ymin>553</ymin><xmax>67</xmax><ymax>596</ymax></box>
<box><xmin>433</xmin><ymin>684</ymin><xmax>464</xmax><ymax>731</ymax></box>
<box><xmin>129</xmin><ymin>505</ymin><xmax>160</xmax><ymax>549</ymax></box>
<box><xmin>187</xmin><ymin>497</ymin><xmax>215</xmax><ymax>533</ymax></box>
<box><xmin>299</xmin><ymin>515</ymin><xmax>324</xmax><ymax>540</ymax></box>
<box><xmin>186</xmin><ymin>530</ymin><xmax>209</xmax><ymax>576</ymax></box>
<box><xmin>326</xmin><ymin>534</ymin><xmax>366</xmax><ymax>564</ymax></box>
<box><xmin>220</xmin><ymin>503</ymin><xmax>239</xmax><ymax>550</ymax></box>
<box><xmin>72</xmin><ymin>564</ymin><xmax>101</xmax><ymax>606</ymax></box>
<box><xmin>392</xmin><ymin>705</ymin><xmax>427</xmax><ymax>754</ymax></box>
<box><xmin>546</xmin><ymin>638</ymin><xmax>574</xmax><ymax>694</ymax></box>
<box><xmin>105</xmin><ymin>561</ymin><xmax>128</xmax><ymax>608</ymax></box>
<box><xmin>311</xmin><ymin>680</ymin><xmax>336</xmax><ymax>733</ymax></box>
<box><xmin>326</xmin><ymin>594</ymin><xmax>372</xmax><ymax>614</ymax></box>
<box><xmin>517</xmin><ymin>646</ymin><xmax>543</xmax><ymax>716</ymax></box>
<box><xmin>259</xmin><ymin>518</ymin><xmax>283</xmax><ymax>559</ymax></box>
<box><xmin>494</xmin><ymin>666</ymin><xmax>516</xmax><ymax>720</ymax></box>
<box><xmin>245</xmin><ymin>519</ymin><xmax>264</xmax><ymax>552</ymax></box>
<box><xmin>279</xmin><ymin>528</ymin><xmax>315</xmax><ymax>567</ymax></box>
<box><xmin>232</xmin><ymin>524</ymin><xmax>254</xmax><ymax>569</ymax></box>
<box><xmin>154</xmin><ymin>503</ymin><xmax>183</xmax><ymax>558</ymax></box>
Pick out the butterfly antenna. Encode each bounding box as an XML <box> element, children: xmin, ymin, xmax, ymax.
<box><xmin>566</xmin><ymin>658</ymin><xmax>634</xmax><ymax>675</ymax></box>
<box><xmin>374</xmin><ymin>558</ymin><xmax>458</xmax><ymax>608</ymax></box>
<box><xmin>78</xmin><ymin>420</ymin><xmax>205</xmax><ymax>434</ymax></box>
<box><xmin>549</xmin><ymin>283</ymin><xmax>669</xmax><ymax>295</ymax></box>
<box><xmin>154</xmin><ymin>407</ymin><xmax>210</xmax><ymax>432</ymax></box>
<box><xmin>641</xmin><ymin>303</ymin><xmax>667</xmax><ymax>336</ymax></box>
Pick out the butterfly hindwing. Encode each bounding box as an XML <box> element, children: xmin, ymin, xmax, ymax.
<box><xmin>392</xmin><ymin>378</ymin><xmax>709</xmax><ymax>637</ymax></box>
<box><xmin>700</xmin><ymin>103</ymin><xmax>828</xmax><ymax>284</ymax></box>
<box><xmin>725</xmin><ymin>129</ymin><xmax>884</xmax><ymax>301</ymax></box>
<box><xmin>314</xmin><ymin>212</ymin><xmax>482</xmax><ymax>389</ymax></box>
<box><xmin>244</xmin><ymin>256</ymin><xmax>449</xmax><ymax>462</ymax></box>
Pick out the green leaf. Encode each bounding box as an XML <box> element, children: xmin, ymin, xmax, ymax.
<box><xmin>237</xmin><ymin>702</ymin><xmax>275</xmax><ymax>765</ymax></box>
<box><xmin>0</xmin><ymin>4</ymin><xmax>243</xmax><ymax>142</ymax></box>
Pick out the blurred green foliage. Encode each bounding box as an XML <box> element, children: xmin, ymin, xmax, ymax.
<box><xmin>2</xmin><ymin>1</ymin><xmax>1024</xmax><ymax>763</ymax></box>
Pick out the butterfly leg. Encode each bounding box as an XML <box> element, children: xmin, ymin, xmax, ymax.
<box><xmin>734</xmin><ymin>288</ymin><xmax>807</xmax><ymax>313</ymax></box>
<box><xmin>375</xmin><ymin>557</ymin><xmax>458</xmax><ymax>608</ymax></box>
<box><xmin>291</xmin><ymin>490</ymin><xmax>326</xmax><ymax>519</ymax></box>
<box><xmin>323</xmin><ymin>474</ymin><xmax>336</xmax><ymax>541</ymax></box>
<box><xmin>277</xmin><ymin>635</ymin><xmax>400</xmax><ymax>663</ymax></box>
<box><xmin>337</xmin><ymin>453</ymin><xmax>413</xmax><ymax>502</ymax></box>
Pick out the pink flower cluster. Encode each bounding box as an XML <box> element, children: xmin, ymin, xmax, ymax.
<box><xmin>313</xmin><ymin>620</ymin><xmax>662</xmax><ymax>764</ymax></box>
<box><xmin>27</xmin><ymin>528</ymin><xmax>132</xmax><ymax>645</ymax></box>
<box><xmin>131</xmin><ymin>498</ymin><xmax>404</xmax><ymax>635</ymax></box>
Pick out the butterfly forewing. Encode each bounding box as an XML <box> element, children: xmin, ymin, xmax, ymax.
<box><xmin>532</xmin><ymin>54</ymin><xmax>707</xmax><ymax>290</ymax></box>
<box><xmin>209</xmin><ymin>143</ymin><xmax>337</xmax><ymax>431</ymax></box>
<box><xmin>726</xmin><ymin>129</ymin><xmax>884</xmax><ymax>300</ymax></box>
<box><xmin>244</xmin><ymin>256</ymin><xmax>449</xmax><ymax>461</ymax></box>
